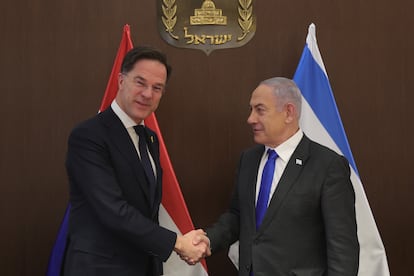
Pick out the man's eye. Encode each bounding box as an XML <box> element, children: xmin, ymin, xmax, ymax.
<box><xmin>153</xmin><ymin>86</ymin><xmax>163</xmax><ymax>93</ymax></box>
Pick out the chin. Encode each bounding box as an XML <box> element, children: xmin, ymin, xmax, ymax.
<box><xmin>134</xmin><ymin>111</ymin><xmax>151</xmax><ymax>121</ymax></box>
<box><xmin>253</xmin><ymin>137</ymin><xmax>263</xmax><ymax>145</ymax></box>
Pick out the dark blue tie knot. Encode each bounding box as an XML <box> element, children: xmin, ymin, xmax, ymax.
<box><xmin>134</xmin><ymin>125</ymin><xmax>146</xmax><ymax>138</ymax></box>
<box><xmin>267</xmin><ymin>149</ymin><xmax>277</xmax><ymax>160</ymax></box>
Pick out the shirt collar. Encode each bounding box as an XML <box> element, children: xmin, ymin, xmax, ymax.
<box><xmin>111</xmin><ymin>100</ymin><xmax>144</xmax><ymax>129</ymax></box>
<box><xmin>265</xmin><ymin>129</ymin><xmax>303</xmax><ymax>162</ymax></box>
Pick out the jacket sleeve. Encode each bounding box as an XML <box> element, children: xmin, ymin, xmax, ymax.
<box><xmin>322</xmin><ymin>155</ymin><xmax>359</xmax><ymax>276</ymax></box>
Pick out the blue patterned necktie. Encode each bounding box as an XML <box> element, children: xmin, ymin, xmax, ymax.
<box><xmin>134</xmin><ymin>125</ymin><xmax>156</xmax><ymax>188</ymax></box>
<box><xmin>255</xmin><ymin>149</ymin><xmax>278</xmax><ymax>230</ymax></box>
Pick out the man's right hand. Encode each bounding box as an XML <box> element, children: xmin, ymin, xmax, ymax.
<box><xmin>174</xmin><ymin>229</ymin><xmax>211</xmax><ymax>265</ymax></box>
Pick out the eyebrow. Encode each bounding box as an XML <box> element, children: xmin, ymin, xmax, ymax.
<box><xmin>252</xmin><ymin>103</ymin><xmax>266</xmax><ymax>109</ymax></box>
<box><xmin>133</xmin><ymin>76</ymin><xmax>165</xmax><ymax>88</ymax></box>
<box><xmin>133</xmin><ymin>76</ymin><xmax>146</xmax><ymax>82</ymax></box>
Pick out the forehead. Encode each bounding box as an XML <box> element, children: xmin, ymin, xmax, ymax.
<box><xmin>129</xmin><ymin>59</ymin><xmax>167</xmax><ymax>82</ymax></box>
<box><xmin>250</xmin><ymin>84</ymin><xmax>276</xmax><ymax>106</ymax></box>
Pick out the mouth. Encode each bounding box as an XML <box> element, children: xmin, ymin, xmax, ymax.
<box><xmin>135</xmin><ymin>100</ymin><xmax>151</xmax><ymax>108</ymax></box>
<box><xmin>251</xmin><ymin>125</ymin><xmax>262</xmax><ymax>133</ymax></box>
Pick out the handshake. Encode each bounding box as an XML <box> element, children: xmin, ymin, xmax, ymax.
<box><xmin>174</xmin><ymin>229</ymin><xmax>211</xmax><ymax>265</ymax></box>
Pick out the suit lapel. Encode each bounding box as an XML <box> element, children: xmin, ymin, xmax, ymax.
<box><xmin>245</xmin><ymin>146</ymin><xmax>265</xmax><ymax>230</ymax></box>
<box><xmin>258</xmin><ymin>136</ymin><xmax>311</xmax><ymax>231</ymax></box>
<box><xmin>100</xmin><ymin>108</ymin><xmax>153</xmax><ymax>207</ymax></box>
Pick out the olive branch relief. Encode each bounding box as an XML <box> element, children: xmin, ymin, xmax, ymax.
<box><xmin>162</xmin><ymin>0</ymin><xmax>179</xmax><ymax>39</ymax></box>
<box><xmin>238</xmin><ymin>0</ymin><xmax>253</xmax><ymax>41</ymax></box>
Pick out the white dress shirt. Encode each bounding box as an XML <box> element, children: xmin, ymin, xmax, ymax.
<box><xmin>111</xmin><ymin>100</ymin><xmax>157</xmax><ymax>176</ymax></box>
<box><xmin>255</xmin><ymin>129</ymin><xmax>304</xmax><ymax>206</ymax></box>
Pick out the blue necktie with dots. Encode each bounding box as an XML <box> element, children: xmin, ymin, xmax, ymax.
<box><xmin>134</xmin><ymin>125</ymin><xmax>156</xmax><ymax>189</ymax></box>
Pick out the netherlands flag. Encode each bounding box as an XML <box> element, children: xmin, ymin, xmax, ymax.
<box><xmin>46</xmin><ymin>25</ymin><xmax>208</xmax><ymax>276</ymax></box>
<box><xmin>229</xmin><ymin>23</ymin><xmax>390</xmax><ymax>276</ymax></box>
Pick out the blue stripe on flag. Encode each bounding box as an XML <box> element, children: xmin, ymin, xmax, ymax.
<box><xmin>46</xmin><ymin>204</ymin><xmax>70</xmax><ymax>276</ymax></box>
<box><xmin>293</xmin><ymin>44</ymin><xmax>359</xmax><ymax>175</ymax></box>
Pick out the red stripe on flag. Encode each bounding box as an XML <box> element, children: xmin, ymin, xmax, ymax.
<box><xmin>99</xmin><ymin>24</ymin><xmax>133</xmax><ymax>112</ymax></box>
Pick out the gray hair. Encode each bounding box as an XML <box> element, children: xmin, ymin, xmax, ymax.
<box><xmin>260</xmin><ymin>77</ymin><xmax>302</xmax><ymax>118</ymax></box>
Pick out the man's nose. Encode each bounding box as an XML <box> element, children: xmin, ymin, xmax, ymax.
<box><xmin>247</xmin><ymin>111</ymin><xmax>255</xmax><ymax>124</ymax></box>
<box><xmin>141</xmin><ymin>86</ymin><xmax>153</xmax><ymax>98</ymax></box>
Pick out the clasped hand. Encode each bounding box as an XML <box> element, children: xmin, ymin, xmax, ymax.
<box><xmin>174</xmin><ymin>229</ymin><xmax>211</xmax><ymax>265</ymax></box>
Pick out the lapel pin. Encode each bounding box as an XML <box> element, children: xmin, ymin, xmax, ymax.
<box><xmin>150</xmin><ymin>136</ymin><xmax>154</xmax><ymax>143</ymax></box>
<box><xmin>295</xmin><ymin>159</ymin><xmax>303</xmax><ymax>165</ymax></box>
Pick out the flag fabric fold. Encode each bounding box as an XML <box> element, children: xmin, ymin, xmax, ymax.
<box><xmin>293</xmin><ymin>23</ymin><xmax>390</xmax><ymax>276</ymax></box>
<box><xmin>146</xmin><ymin>111</ymin><xmax>208</xmax><ymax>275</ymax></box>
<box><xmin>47</xmin><ymin>24</ymin><xmax>208</xmax><ymax>276</ymax></box>
<box><xmin>228</xmin><ymin>23</ymin><xmax>390</xmax><ymax>276</ymax></box>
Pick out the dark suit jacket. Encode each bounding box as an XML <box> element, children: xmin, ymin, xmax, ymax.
<box><xmin>207</xmin><ymin>135</ymin><xmax>359</xmax><ymax>276</ymax></box>
<box><xmin>63</xmin><ymin>108</ymin><xmax>176</xmax><ymax>276</ymax></box>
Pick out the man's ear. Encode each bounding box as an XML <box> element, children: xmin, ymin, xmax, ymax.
<box><xmin>285</xmin><ymin>103</ymin><xmax>296</xmax><ymax>123</ymax></box>
<box><xmin>118</xmin><ymin>73</ymin><xmax>124</xmax><ymax>87</ymax></box>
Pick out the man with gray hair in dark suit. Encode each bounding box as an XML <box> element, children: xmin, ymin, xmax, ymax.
<box><xmin>203</xmin><ymin>77</ymin><xmax>359</xmax><ymax>276</ymax></box>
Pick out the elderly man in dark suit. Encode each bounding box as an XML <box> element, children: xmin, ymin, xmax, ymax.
<box><xmin>203</xmin><ymin>77</ymin><xmax>359</xmax><ymax>276</ymax></box>
<box><xmin>63</xmin><ymin>46</ymin><xmax>209</xmax><ymax>276</ymax></box>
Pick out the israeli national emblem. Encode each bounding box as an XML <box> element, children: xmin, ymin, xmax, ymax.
<box><xmin>157</xmin><ymin>0</ymin><xmax>256</xmax><ymax>55</ymax></box>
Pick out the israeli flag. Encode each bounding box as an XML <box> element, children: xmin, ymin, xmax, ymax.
<box><xmin>228</xmin><ymin>23</ymin><xmax>390</xmax><ymax>276</ymax></box>
<box><xmin>293</xmin><ymin>23</ymin><xmax>390</xmax><ymax>276</ymax></box>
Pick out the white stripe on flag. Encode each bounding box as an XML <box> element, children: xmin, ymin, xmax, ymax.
<box><xmin>159</xmin><ymin>205</ymin><xmax>209</xmax><ymax>276</ymax></box>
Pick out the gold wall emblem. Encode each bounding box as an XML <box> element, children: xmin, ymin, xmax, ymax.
<box><xmin>157</xmin><ymin>0</ymin><xmax>256</xmax><ymax>55</ymax></box>
<box><xmin>190</xmin><ymin>0</ymin><xmax>227</xmax><ymax>25</ymax></box>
